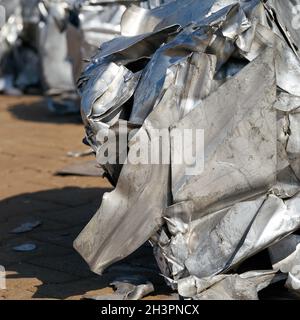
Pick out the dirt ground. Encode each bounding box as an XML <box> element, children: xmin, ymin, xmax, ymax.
<box><xmin>0</xmin><ymin>95</ymin><xmax>173</xmax><ymax>300</ymax></box>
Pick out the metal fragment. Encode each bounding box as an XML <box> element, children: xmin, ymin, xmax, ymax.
<box><xmin>11</xmin><ymin>221</ymin><xmax>42</xmax><ymax>234</ymax></box>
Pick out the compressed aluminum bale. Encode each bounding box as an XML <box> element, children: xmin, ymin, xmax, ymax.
<box><xmin>0</xmin><ymin>0</ymin><xmax>73</xmax><ymax>97</ymax></box>
<box><xmin>34</xmin><ymin>0</ymin><xmax>80</xmax><ymax>112</ymax></box>
<box><xmin>38</xmin><ymin>1</ymin><xmax>75</xmax><ymax>94</ymax></box>
<box><xmin>74</xmin><ymin>0</ymin><xmax>300</xmax><ymax>299</ymax></box>
<box><xmin>0</xmin><ymin>0</ymin><xmax>27</xmax><ymax>94</ymax></box>
<box><xmin>0</xmin><ymin>0</ymin><xmax>151</xmax><ymax>108</ymax></box>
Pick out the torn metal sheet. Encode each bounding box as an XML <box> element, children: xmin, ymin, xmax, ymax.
<box><xmin>79</xmin><ymin>62</ymin><xmax>139</xmax><ymax>120</ymax></box>
<box><xmin>129</xmin><ymin>25</ymin><xmax>215</xmax><ymax>125</ymax></box>
<box><xmin>56</xmin><ymin>160</ymin><xmax>104</xmax><ymax>177</ymax></box>
<box><xmin>75</xmin><ymin>0</ymin><xmax>300</xmax><ymax>299</ymax></box>
<box><xmin>73</xmin><ymin>131</ymin><xmax>171</xmax><ymax>274</ymax></box>
<box><xmin>170</xmin><ymin>47</ymin><xmax>277</xmax><ymax>212</ymax></box>
<box><xmin>267</xmin><ymin>0</ymin><xmax>300</xmax><ymax>53</ymax></box>
<box><xmin>121</xmin><ymin>0</ymin><xmax>216</xmax><ymax>36</ymax></box>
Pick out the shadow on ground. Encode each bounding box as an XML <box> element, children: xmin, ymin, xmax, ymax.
<box><xmin>8</xmin><ymin>100</ymin><xmax>82</xmax><ymax>124</ymax></box>
<box><xmin>0</xmin><ymin>187</ymin><xmax>170</xmax><ymax>299</ymax></box>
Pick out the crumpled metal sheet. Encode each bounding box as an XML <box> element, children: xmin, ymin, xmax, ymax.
<box><xmin>75</xmin><ymin>0</ymin><xmax>300</xmax><ymax>299</ymax></box>
<box><xmin>67</xmin><ymin>0</ymin><xmax>170</xmax><ymax>111</ymax></box>
<box><xmin>170</xmin><ymin>47</ymin><xmax>276</xmax><ymax>212</ymax></box>
<box><xmin>267</xmin><ymin>0</ymin><xmax>300</xmax><ymax>53</ymax></box>
<box><xmin>177</xmin><ymin>270</ymin><xmax>286</xmax><ymax>300</ymax></box>
<box><xmin>121</xmin><ymin>0</ymin><xmax>216</xmax><ymax>36</ymax></box>
<box><xmin>163</xmin><ymin>193</ymin><xmax>300</xmax><ymax>280</ymax></box>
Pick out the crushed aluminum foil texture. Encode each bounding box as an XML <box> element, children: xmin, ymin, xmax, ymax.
<box><xmin>73</xmin><ymin>0</ymin><xmax>300</xmax><ymax>299</ymax></box>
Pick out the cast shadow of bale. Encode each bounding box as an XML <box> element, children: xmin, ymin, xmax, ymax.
<box><xmin>0</xmin><ymin>187</ymin><xmax>169</xmax><ymax>299</ymax></box>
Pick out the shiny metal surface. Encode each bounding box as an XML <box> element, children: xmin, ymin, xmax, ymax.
<box><xmin>73</xmin><ymin>0</ymin><xmax>300</xmax><ymax>299</ymax></box>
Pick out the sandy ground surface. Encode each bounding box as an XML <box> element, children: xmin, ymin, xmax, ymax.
<box><xmin>0</xmin><ymin>95</ymin><xmax>173</xmax><ymax>300</ymax></box>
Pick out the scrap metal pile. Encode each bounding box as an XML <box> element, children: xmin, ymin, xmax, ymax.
<box><xmin>0</xmin><ymin>0</ymin><xmax>161</xmax><ymax>112</ymax></box>
<box><xmin>73</xmin><ymin>0</ymin><xmax>300</xmax><ymax>300</ymax></box>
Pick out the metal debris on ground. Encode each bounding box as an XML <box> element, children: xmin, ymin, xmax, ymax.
<box><xmin>56</xmin><ymin>160</ymin><xmax>104</xmax><ymax>177</ymax></box>
<box><xmin>110</xmin><ymin>275</ymin><xmax>155</xmax><ymax>300</ymax></box>
<box><xmin>13</xmin><ymin>243</ymin><xmax>37</xmax><ymax>252</ymax></box>
<box><xmin>67</xmin><ymin>149</ymin><xmax>94</xmax><ymax>158</ymax></box>
<box><xmin>73</xmin><ymin>0</ymin><xmax>300</xmax><ymax>300</ymax></box>
<box><xmin>83</xmin><ymin>276</ymin><xmax>155</xmax><ymax>300</ymax></box>
<box><xmin>10</xmin><ymin>221</ymin><xmax>42</xmax><ymax>234</ymax></box>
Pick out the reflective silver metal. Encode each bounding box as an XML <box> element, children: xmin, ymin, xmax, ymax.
<box><xmin>72</xmin><ymin>0</ymin><xmax>300</xmax><ymax>299</ymax></box>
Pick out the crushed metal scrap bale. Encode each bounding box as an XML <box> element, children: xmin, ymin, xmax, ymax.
<box><xmin>74</xmin><ymin>0</ymin><xmax>300</xmax><ymax>299</ymax></box>
<box><xmin>0</xmin><ymin>0</ymin><xmax>157</xmax><ymax>111</ymax></box>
